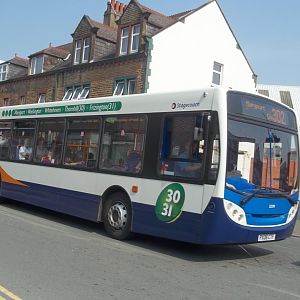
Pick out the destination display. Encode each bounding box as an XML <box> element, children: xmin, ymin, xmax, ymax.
<box><xmin>0</xmin><ymin>101</ymin><xmax>122</xmax><ymax>118</ymax></box>
<box><xmin>227</xmin><ymin>92</ymin><xmax>297</xmax><ymax>129</ymax></box>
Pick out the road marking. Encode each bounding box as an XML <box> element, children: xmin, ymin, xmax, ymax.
<box><xmin>0</xmin><ymin>295</ymin><xmax>7</xmax><ymax>300</ymax></box>
<box><xmin>246</xmin><ymin>283</ymin><xmax>300</xmax><ymax>299</ymax></box>
<box><xmin>0</xmin><ymin>285</ymin><xmax>22</xmax><ymax>300</ymax></box>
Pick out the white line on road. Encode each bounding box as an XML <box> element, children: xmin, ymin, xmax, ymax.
<box><xmin>0</xmin><ymin>285</ymin><xmax>22</xmax><ymax>300</ymax></box>
<box><xmin>246</xmin><ymin>283</ymin><xmax>300</xmax><ymax>299</ymax></box>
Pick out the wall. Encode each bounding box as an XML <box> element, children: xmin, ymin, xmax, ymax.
<box><xmin>147</xmin><ymin>2</ymin><xmax>256</xmax><ymax>93</ymax></box>
<box><xmin>0</xmin><ymin>55</ymin><xmax>146</xmax><ymax>105</ymax></box>
<box><xmin>8</xmin><ymin>64</ymin><xmax>27</xmax><ymax>79</ymax></box>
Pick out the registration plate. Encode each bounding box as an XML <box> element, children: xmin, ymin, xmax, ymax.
<box><xmin>258</xmin><ymin>234</ymin><xmax>276</xmax><ymax>242</ymax></box>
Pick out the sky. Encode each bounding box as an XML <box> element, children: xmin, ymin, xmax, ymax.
<box><xmin>1</xmin><ymin>0</ymin><xmax>299</xmax><ymax>86</ymax></box>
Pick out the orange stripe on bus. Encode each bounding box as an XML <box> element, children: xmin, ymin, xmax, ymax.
<box><xmin>0</xmin><ymin>166</ymin><xmax>28</xmax><ymax>187</ymax></box>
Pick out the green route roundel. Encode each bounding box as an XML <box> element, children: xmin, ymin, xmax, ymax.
<box><xmin>155</xmin><ymin>183</ymin><xmax>185</xmax><ymax>223</ymax></box>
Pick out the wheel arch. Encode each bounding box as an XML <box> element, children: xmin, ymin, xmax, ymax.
<box><xmin>97</xmin><ymin>185</ymin><xmax>131</xmax><ymax>222</ymax></box>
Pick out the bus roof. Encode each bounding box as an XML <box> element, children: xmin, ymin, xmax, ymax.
<box><xmin>0</xmin><ymin>87</ymin><xmax>295</xmax><ymax>120</ymax></box>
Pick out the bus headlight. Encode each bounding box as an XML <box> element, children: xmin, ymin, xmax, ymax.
<box><xmin>286</xmin><ymin>202</ymin><xmax>299</xmax><ymax>224</ymax></box>
<box><xmin>224</xmin><ymin>199</ymin><xmax>247</xmax><ymax>226</ymax></box>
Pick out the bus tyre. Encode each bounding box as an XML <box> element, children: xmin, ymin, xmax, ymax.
<box><xmin>103</xmin><ymin>193</ymin><xmax>132</xmax><ymax>240</ymax></box>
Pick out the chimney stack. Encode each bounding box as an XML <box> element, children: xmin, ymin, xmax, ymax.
<box><xmin>103</xmin><ymin>0</ymin><xmax>126</xmax><ymax>28</ymax></box>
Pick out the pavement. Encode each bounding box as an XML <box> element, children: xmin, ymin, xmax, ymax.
<box><xmin>293</xmin><ymin>219</ymin><xmax>300</xmax><ymax>237</ymax></box>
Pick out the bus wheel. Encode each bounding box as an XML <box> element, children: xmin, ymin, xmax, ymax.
<box><xmin>103</xmin><ymin>193</ymin><xmax>132</xmax><ymax>240</ymax></box>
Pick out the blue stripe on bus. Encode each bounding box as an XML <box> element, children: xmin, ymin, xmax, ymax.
<box><xmin>0</xmin><ymin>181</ymin><xmax>297</xmax><ymax>244</ymax></box>
<box><xmin>132</xmin><ymin>197</ymin><xmax>297</xmax><ymax>244</ymax></box>
<box><xmin>0</xmin><ymin>181</ymin><xmax>100</xmax><ymax>221</ymax></box>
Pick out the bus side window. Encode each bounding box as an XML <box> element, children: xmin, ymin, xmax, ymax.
<box><xmin>159</xmin><ymin>114</ymin><xmax>205</xmax><ymax>180</ymax></box>
<box><xmin>11</xmin><ymin>120</ymin><xmax>36</xmax><ymax>161</ymax></box>
<box><xmin>99</xmin><ymin>115</ymin><xmax>146</xmax><ymax>174</ymax></box>
<box><xmin>0</xmin><ymin>121</ymin><xmax>12</xmax><ymax>160</ymax></box>
<box><xmin>34</xmin><ymin>119</ymin><xmax>65</xmax><ymax>165</ymax></box>
<box><xmin>63</xmin><ymin>118</ymin><xmax>101</xmax><ymax>169</ymax></box>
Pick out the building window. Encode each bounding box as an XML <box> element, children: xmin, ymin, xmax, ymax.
<box><xmin>38</xmin><ymin>94</ymin><xmax>46</xmax><ymax>103</ymax></box>
<box><xmin>120</xmin><ymin>24</ymin><xmax>141</xmax><ymax>55</ymax></box>
<box><xmin>79</xmin><ymin>86</ymin><xmax>90</xmax><ymax>99</ymax></box>
<box><xmin>20</xmin><ymin>96</ymin><xmax>26</xmax><ymax>105</ymax></box>
<box><xmin>71</xmin><ymin>87</ymin><xmax>82</xmax><ymax>100</ymax></box>
<box><xmin>62</xmin><ymin>89</ymin><xmax>73</xmax><ymax>101</ymax></box>
<box><xmin>131</xmin><ymin>24</ymin><xmax>140</xmax><ymax>53</ymax></box>
<box><xmin>63</xmin><ymin>85</ymin><xmax>90</xmax><ymax>101</ymax></box>
<box><xmin>212</xmin><ymin>62</ymin><xmax>223</xmax><ymax>85</ymax></box>
<box><xmin>3</xmin><ymin>98</ymin><xmax>10</xmax><ymax>106</ymax></box>
<box><xmin>30</xmin><ymin>56</ymin><xmax>44</xmax><ymax>75</ymax></box>
<box><xmin>258</xmin><ymin>90</ymin><xmax>269</xmax><ymax>97</ymax></box>
<box><xmin>113</xmin><ymin>81</ymin><xmax>125</xmax><ymax>96</ymax></box>
<box><xmin>82</xmin><ymin>38</ymin><xmax>91</xmax><ymax>63</ymax></box>
<box><xmin>74</xmin><ymin>40</ymin><xmax>82</xmax><ymax>65</ymax></box>
<box><xmin>0</xmin><ymin>64</ymin><xmax>8</xmax><ymax>81</ymax></box>
<box><xmin>280</xmin><ymin>91</ymin><xmax>293</xmax><ymax>108</ymax></box>
<box><xmin>113</xmin><ymin>78</ymin><xmax>136</xmax><ymax>96</ymax></box>
<box><xmin>120</xmin><ymin>27</ymin><xmax>129</xmax><ymax>55</ymax></box>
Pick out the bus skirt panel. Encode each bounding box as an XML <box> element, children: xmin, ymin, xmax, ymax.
<box><xmin>1</xmin><ymin>181</ymin><xmax>297</xmax><ymax>245</ymax></box>
<box><xmin>0</xmin><ymin>181</ymin><xmax>100</xmax><ymax>222</ymax></box>
<box><xmin>131</xmin><ymin>198</ymin><xmax>297</xmax><ymax>245</ymax></box>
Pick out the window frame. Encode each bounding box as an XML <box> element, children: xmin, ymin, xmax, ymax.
<box><xmin>127</xmin><ymin>79</ymin><xmax>136</xmax><ymax>95</ymax></box>
<box><xmin>79</xmin><ymin>86</ymin><xmax>90</xmax><ymax>99</ymax></box>
<box><xmin>71</xmin><ymin>87</ymin><xmax>82</xmax><ymax>100</ymax></box>
<box><xmin>0</xmin><ymin>121</ymin><xmax>12</xmax><ymax>161</ymax></box>
<box><xmin>130</xmin><ymin>24</ymin><xmax>140</xmax><ymax>53</ymax></box>
<box><xmin>120</xmin><ymin>27</ymin><xmax>130</xmax><ymax>55</ymax></box>
<box><xmin>11</xmin><ymin>119</ymin><xmax>37</xmax><ymax>162</ymax></box>
<box><xmin>99</xmin><ymin>114</ymin><xmax>148</xmax><ymax>175</ymax></box>
<box><xmin>82</xmin><ymin>37</ymin><xmax>91</xmax><ymax>63</ymax></box>
<box><xmin>38</xmin><ymin>93</ymin><xmax>46</xmax><ymax>103</ymax></box>
<box><xmin>20</xmin><ymin>96</ymin><xmax>26</xmax><ymax>105</ymax></box>
<box><xmin>113</xmin><ymin>81</ymin><xmax>125</xmax><ymax>96</ymax></box>
<box><xmin>30</xmin><ymin>56</ymin><xmax>44</xmax><ymax>75</ymax></box>
<box><xmin>74</xmin><ymin>40</ymin><xmax>82</xmax><ymax>65</ymax></box>
<box><xmin>62</xmin><ymin>117</ymin><xmax>102</xmax><ymax>169</ymax></box>
<box><xmin>212</xmin><ymin>61</ymin><xmax>223</xmax><ymax>86</ymax></box>
<box><xmin>113</xmin><ymin>77</ymin><xmax>136</xmax><ymax>96</ymax></box>
<box><xmin>34</xmin><ymin>118</ymin><xmax>66</xmax><ymax>166</ymax></box>
<box><xmin>62</xmin><ymin>89</ymin><xmax>74</xmax><ymax>101</ymax></box>
<box><xmin>157</xmin><ymin>112</ymin><xmax>215</xmax><ymax>184</ymax></box>
<box><xmin>3</xmin><ymin>98</ymin><xmax>10</xmax><ymax>106</ymax></box>
<box><xmin>0</xmin><ymin>64</ymin><xmax>8</xmax><ymax>81</ymax></box>
<box><xmin>63</xmin><ymin>85</ymin><xmax>90</xmax><ymax>101</ymax></box>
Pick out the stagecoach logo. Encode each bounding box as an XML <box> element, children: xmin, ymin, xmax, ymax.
<box><xmin>171</xmin><ymin>101</ymin><xmax>200</xmax><ymax>110</ymax></box>
<box><xmin>1</xmin><ymin>101</ymin><xmax>122</xmax><ymax>118</ymax></box>
<box><xmin>155</xmin><ymin>183</ymin><xmax>185</xmax><ymax>223</ymax></box>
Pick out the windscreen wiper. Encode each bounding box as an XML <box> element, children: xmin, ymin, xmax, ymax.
<box><xmin>240</xmin><ymin>188</ymin><xmax>297</xmax><ymax>206</ymax></box>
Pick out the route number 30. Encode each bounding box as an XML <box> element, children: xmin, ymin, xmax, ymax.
<box><xmin>161</xmin><ymin>189</ymin><xmax>181</xmax><ymax>217</ymax></box>
<box><xmin>155</xmin><ymin>183</ymin><xmax>185</xmax><ymax>223</ymax></box>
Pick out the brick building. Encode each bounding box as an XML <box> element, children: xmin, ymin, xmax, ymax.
<box><xmin>0</xmin><ymin>0</ymin><xmax>257</xmax><ymax>106</ymax></box>
<box><xmin>0</xmin><ymin>0</ymin><xmax>175</xmax><ymax>106</ymax></box>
